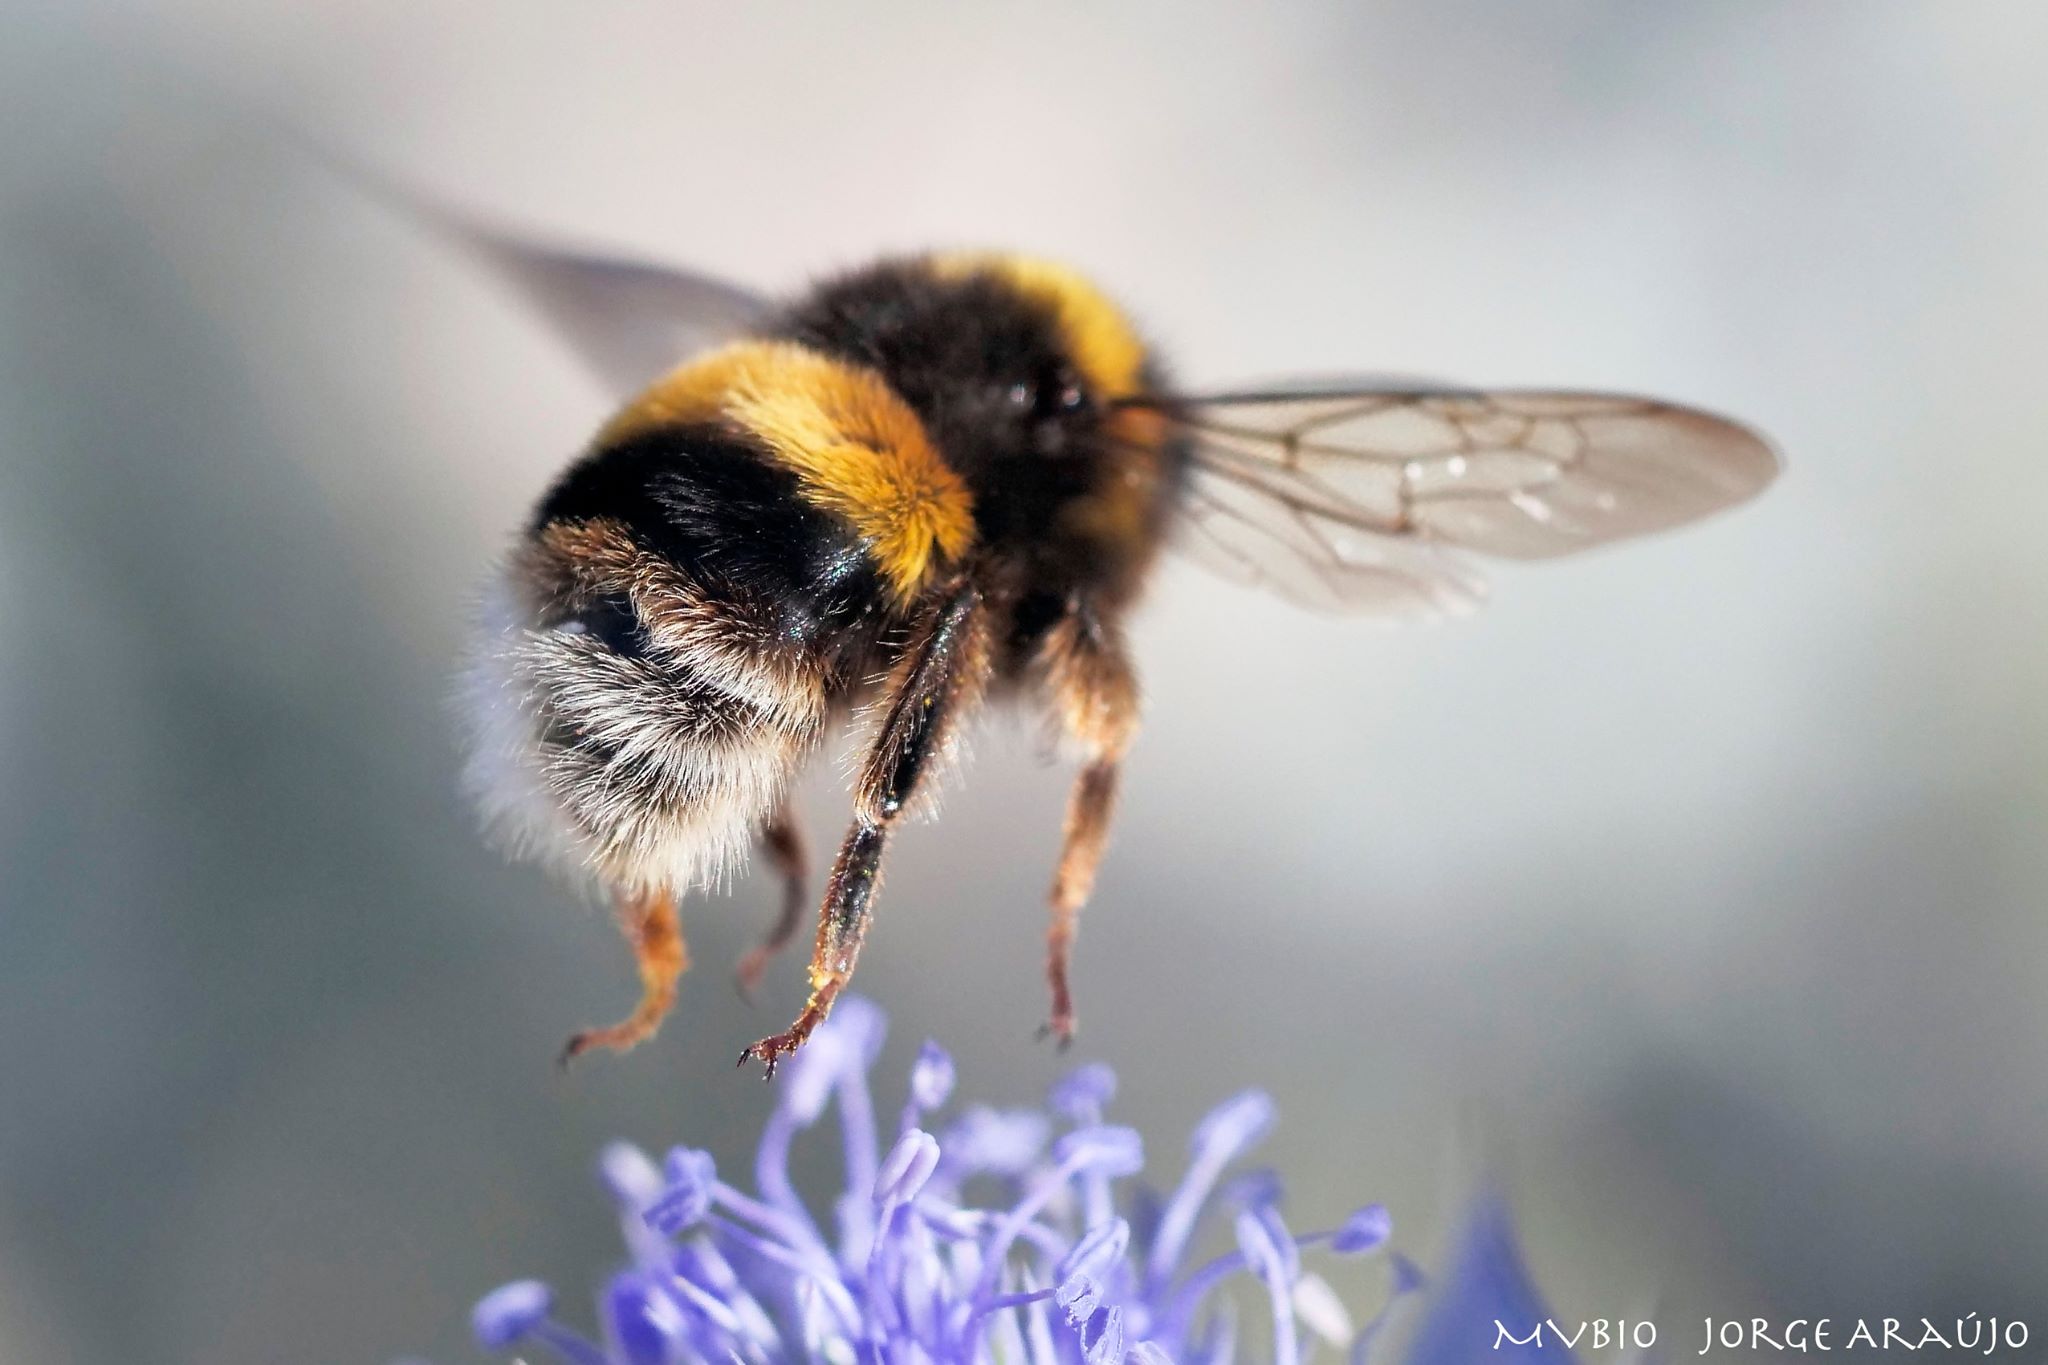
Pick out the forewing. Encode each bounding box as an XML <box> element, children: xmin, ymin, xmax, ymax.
<box><xmin>359</xmin><ymin>171</ymin><xmax>771</xmax><ymax>400</ymax></box>
<box><xmin>1158</xmin><ymin>386</ymin><xmax>1777</xmax><ymax>614</ymax></box>
<box><xmin>456</xmin><ymin>222</ymin><xmax>771</xmax><ymax>401</ymax></box>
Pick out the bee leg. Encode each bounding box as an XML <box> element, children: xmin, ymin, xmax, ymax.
<box><xmin>740</xmin><ymin>582</ymin><xmax>988</xmax><ymax>1078</ymax></box>
<box><xmin>1043</xmin><ymin>759</ymin><xmax>1121</xmax><ymax>1048</ymax></box>
<box><xmin>559</xmin><ymin>887</ymin><xmax>688</xmax><ymax>1066</ymax></box>
<box><xmin>735</xmin><ymin>803</ymin><xmax>807</xmax><ymax>1000</ymax></box>
<box><xmin>1037</xmin><ymin>604</ymin><xmax>1139</xmax><ymax>1048</ymax></box>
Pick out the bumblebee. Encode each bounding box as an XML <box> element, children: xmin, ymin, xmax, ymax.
<box><xmin>445</xmin><ymin>208</ymin><xmax>1778</xmax><ymax>1076</ymax></box>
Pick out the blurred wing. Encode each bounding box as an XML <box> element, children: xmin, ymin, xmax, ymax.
<box><xmin>356</xmin><ymin>169</ymin><xmax>771</xmax><ymax>400</ymax></box>
<box><xmin>455</xmin><ymin>226</ymin><xmax>770</xmax><ymax>400</ymax></box>
<box><xmin>1156</xmin><ymin>386</ymin><xmax>1778</xmax><ymax>615</ymax></box>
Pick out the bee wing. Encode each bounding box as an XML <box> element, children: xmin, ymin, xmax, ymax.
<box><xmin>357</xmin><ymin>169</ymin><xmax>771</xmax><ymax>399</ymax></box>
<box><xmin>1176</xmin><ymin>459</ymin><xmax>1492</xmax><ymax>617</ymax></box>
<box><xmin>451</xmin><ymin>221</ymin><xmax>770</xmax><ymax>400</ymax></box>
<box><xmin>1150</xmin><ymin>385</ymin><xmax>1779</xmax><ymax>616</ymax></box>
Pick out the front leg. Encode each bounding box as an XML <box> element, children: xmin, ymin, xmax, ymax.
<box><xmin>740</xmin><ymin>581</ymin><xmax>988</xmax><ymax>1077</ymax></box>
<box><xmin>1039</xmin><ymin>604</ymin><xmax>1139</xmax><ymax>1047</ymax></box>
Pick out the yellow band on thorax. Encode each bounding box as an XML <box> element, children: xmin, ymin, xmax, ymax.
<box><xmin>930</xmin><ymin>253</ymin><xmax>1166</xmax><ymax>557</ymax></box>
<box><xmin>931</xmin><ymin>253</ymin><xmax>1149</xmax><ymax>400</ymax></box>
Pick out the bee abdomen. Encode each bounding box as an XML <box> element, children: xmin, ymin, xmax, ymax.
<box><xmin>535</xmin><ymin>423</ymin><xmax>888</xmax><ymax>641</ymax></box>
<box><xmin>463</xmin><ymin>425</ymin><xmax>887</xmax><ymax>894</ymax></box>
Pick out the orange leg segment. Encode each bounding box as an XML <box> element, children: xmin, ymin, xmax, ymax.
<box><xmin>1034</xmin><ymin>603</ymin><xmax>1138</xmax><ymax>1048</ymax></box>
<box><xmin>559</xmin><ymin>887</ymin><xmax>688</xmax><ymax>1066</ymax></box>
<box><xmin>1043</xmin><ymin>757</ymin><xmax>1120</xmax><ymax>1048</ymax></box>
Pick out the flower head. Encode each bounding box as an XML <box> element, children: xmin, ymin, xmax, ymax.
<box><xmin>468</xmin><ymin>999</ymin><xmax>1416</xmax><ymax>1365</ymax></box>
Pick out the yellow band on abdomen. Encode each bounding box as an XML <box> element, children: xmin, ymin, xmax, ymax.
<box><xmin>599</xmin><ymin>341</ymin><xmax>976</xmax><ymax>601</ymax></box>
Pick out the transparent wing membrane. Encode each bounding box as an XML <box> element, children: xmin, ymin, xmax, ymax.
<box><xmin>1144</xmin><ymin>386</ymin><xmax>1776</xmax><ymax>616</ymax></box>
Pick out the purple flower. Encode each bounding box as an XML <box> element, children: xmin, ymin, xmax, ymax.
<box><xmin>1400</xmin><ymin>1198</ymin><xmax>1575</xmax><ymax>1365</ymax></box>
<box><xmin>465</xmin><ymin>1000</ymin><xmax>1567</xmax><ymax>1365</ymax></box>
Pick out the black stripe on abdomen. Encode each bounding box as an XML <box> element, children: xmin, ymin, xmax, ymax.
<box><xmin>537</xmin><ymin>422</ymin><xmax>886</xmax><ymax>650</ymax></box>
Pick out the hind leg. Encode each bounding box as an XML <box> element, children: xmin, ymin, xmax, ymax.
<box><xmin>559</xmin><ymin>887</ymin><xmax>688</xmax><ymax>1065</ymax></box>
<box><xmin>735</xmin><ymin>802</ymin><xmax>808</xmax><ymax>999</ymax></box>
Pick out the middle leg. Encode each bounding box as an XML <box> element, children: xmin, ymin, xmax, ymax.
<box><xmin>739</xmin><ymin>581</ymin><xmax>989</xmax><ymax>1077</ymax></box>
<box><xmin>735</xmin><ymin>801</ymin><xmax>808</xmax><ymax>999</ymax></box>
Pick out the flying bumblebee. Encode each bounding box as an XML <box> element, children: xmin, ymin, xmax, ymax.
<box><xmin>441</xmin><ymin>207</ymin><xmax>1778</xmax><ymax>1077</ymax></box>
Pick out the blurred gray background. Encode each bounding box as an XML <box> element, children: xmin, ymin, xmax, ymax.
<box><xmin>4</xmin><ymin>4</ymin><xmax>2047</xmax><ymax>1362</ymax></box>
